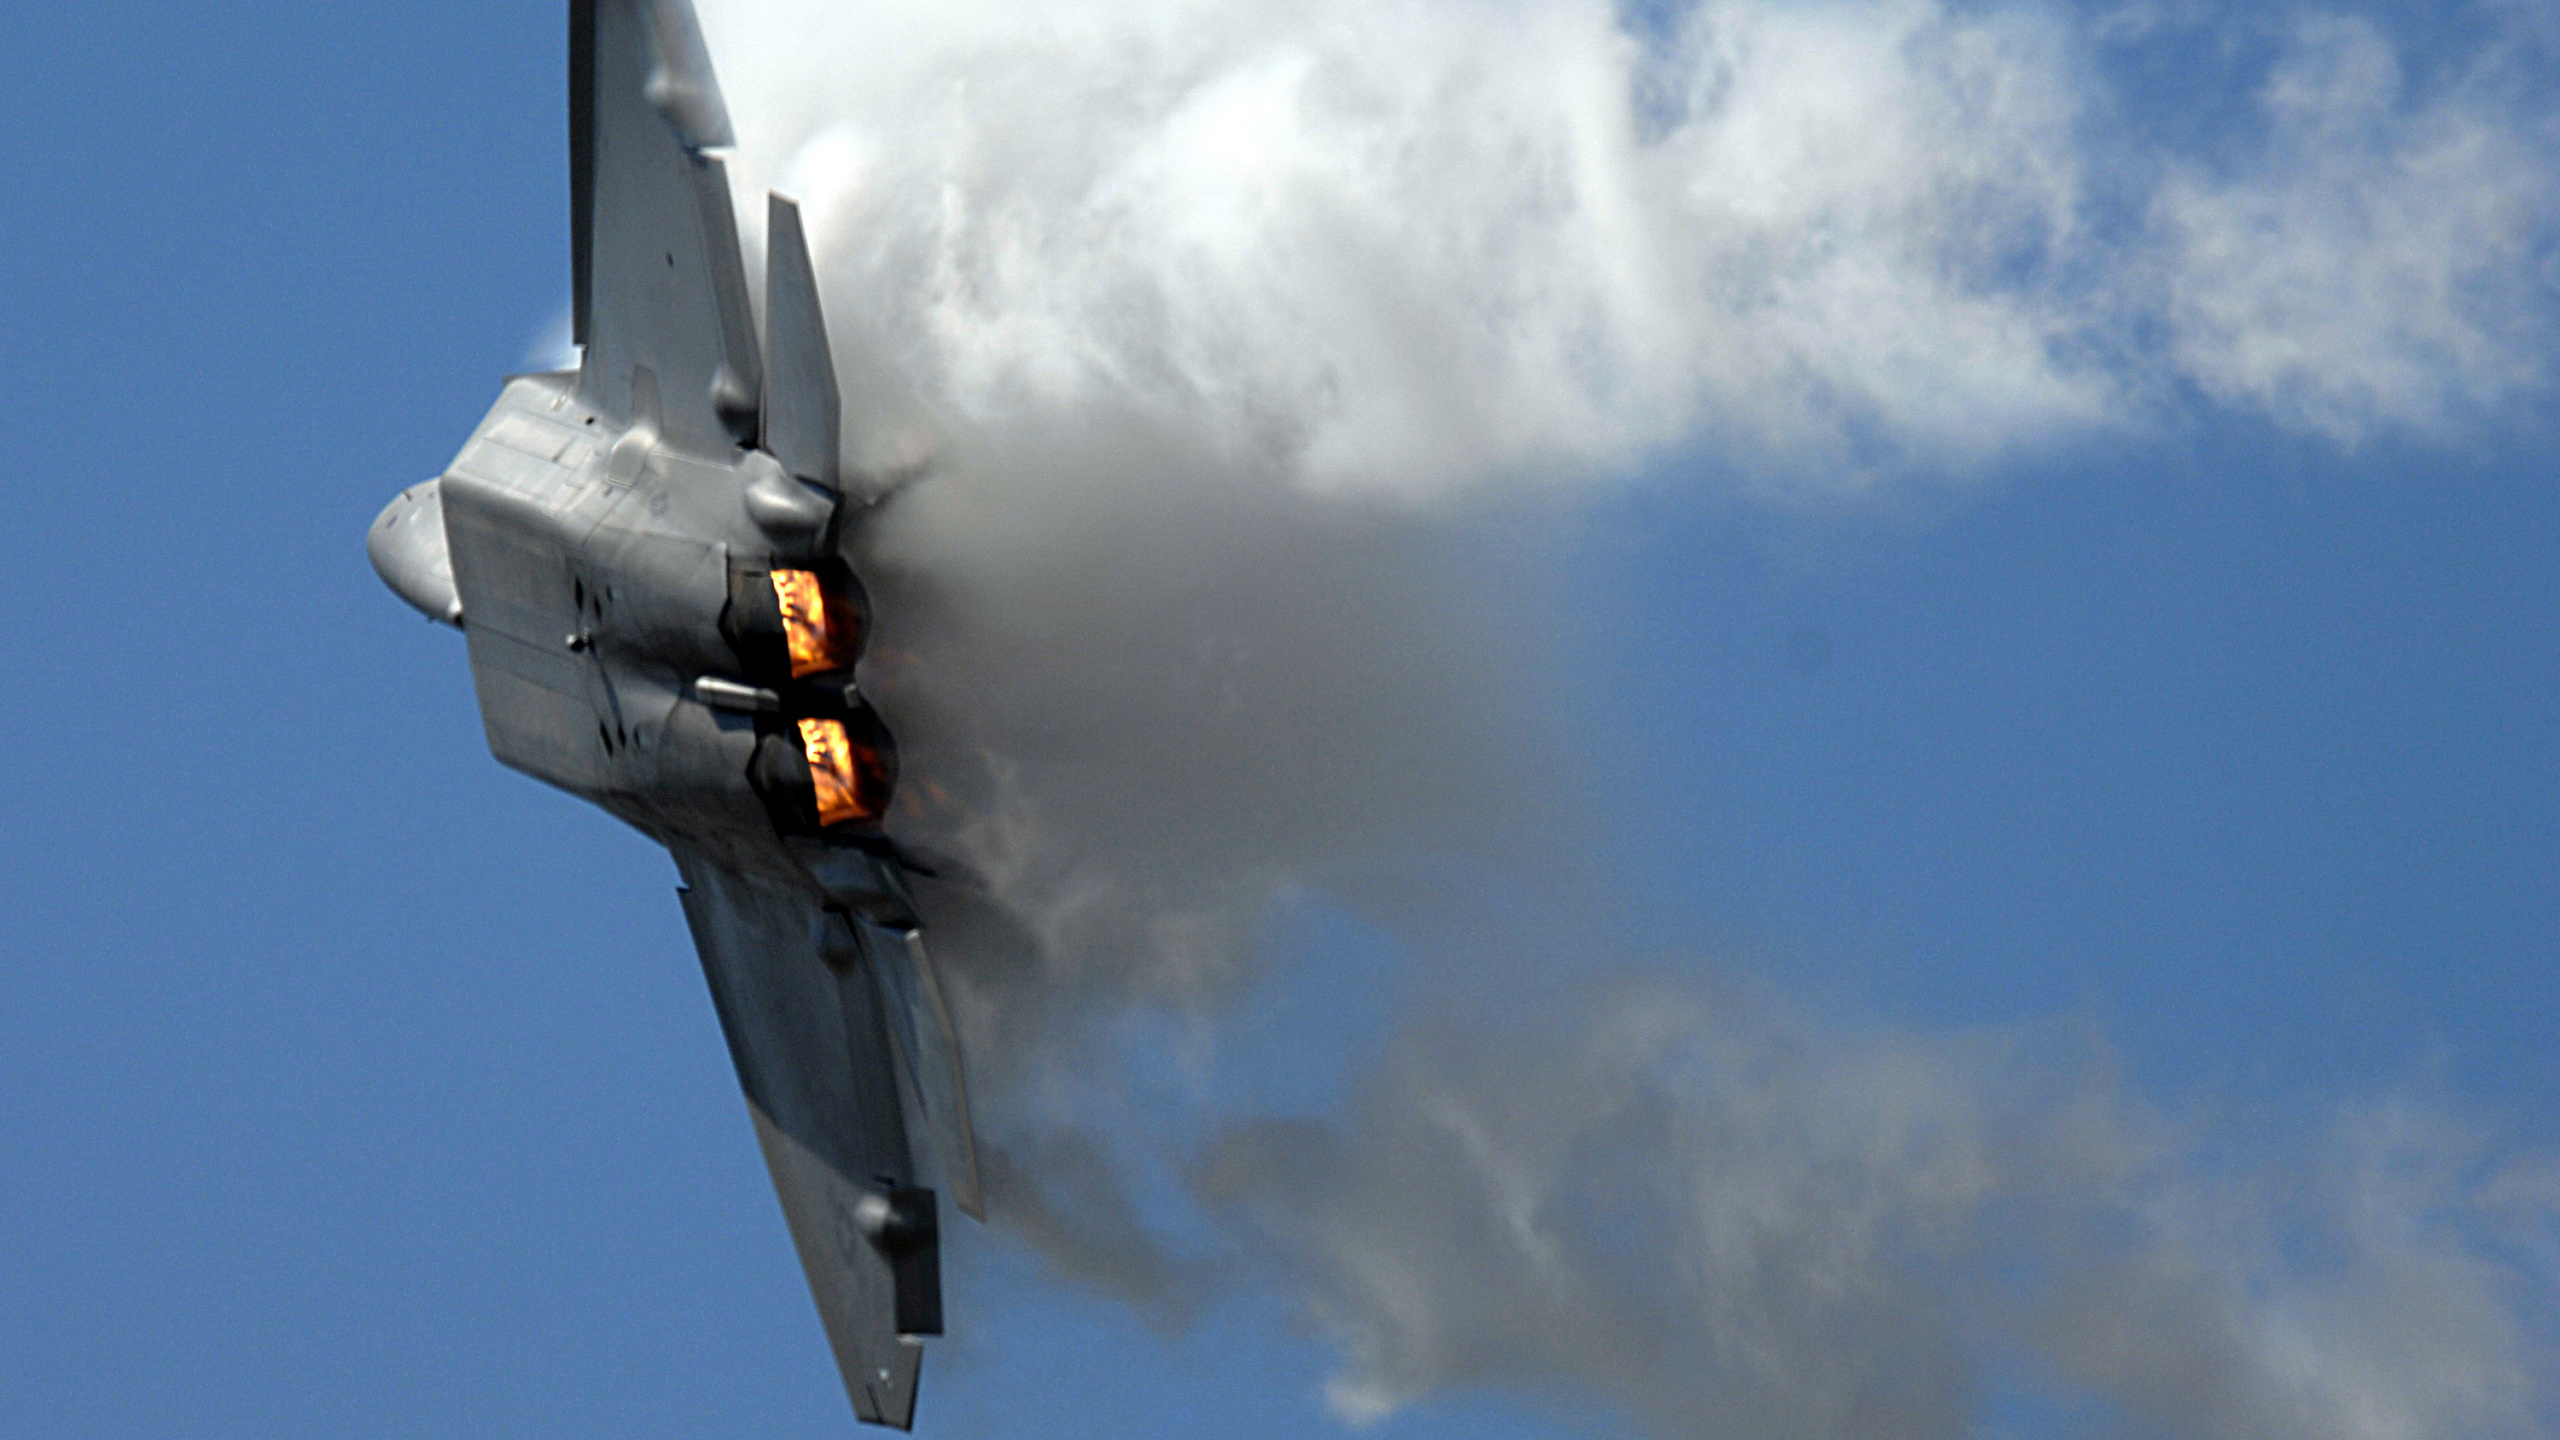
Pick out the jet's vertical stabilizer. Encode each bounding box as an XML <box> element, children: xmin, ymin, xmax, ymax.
<box><xmin>572</xmin><ymin>0</ymin><xmax>762</xmax><ymax>458</ymax></box>
<box><xmin>763</xmin><ymin>193</ymin><xmax>842</xmax><ymax>491</ymax></box>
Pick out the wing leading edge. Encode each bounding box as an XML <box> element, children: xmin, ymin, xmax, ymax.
<box><xmin>674</xmin><ymin>852</ymin><xmax>960</xmax><ymax>1429</ymax></box>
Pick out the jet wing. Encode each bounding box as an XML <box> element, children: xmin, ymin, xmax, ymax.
<box><xmin>672</xmin><ymin>850</ymin><xmax>948</xmax><ymax>1429</ymax></box>
<box><xmin>572</xmin><ymin>0</ymin><xmax>763</xmax><ymax>458</ymax></box>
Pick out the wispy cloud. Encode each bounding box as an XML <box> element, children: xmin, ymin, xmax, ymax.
<box><xmin>2155</xmin><ymin>14</ymin><xmax>2558</xmax><ymax>441</ymax></box>
<box><xmin>1204</xmin><ymin>978</ymin><xmax>2557</xmax><ymax>1438</ymax></box>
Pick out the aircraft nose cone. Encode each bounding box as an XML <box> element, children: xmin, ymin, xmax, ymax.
<box><xmin>368</xmin><ymin>479</ymin><xmax>464</xmax><ymax>627</ymax></box>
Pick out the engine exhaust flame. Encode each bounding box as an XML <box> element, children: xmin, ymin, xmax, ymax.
<box><xmin>772</xmin><ymin>566</ymin><xmax>860</xmax><ymax>678</ymax></box>
<box><xmin>797</xmin><ymin>715</ymin><xmax>886</xmax><ymax>827</ymax></box>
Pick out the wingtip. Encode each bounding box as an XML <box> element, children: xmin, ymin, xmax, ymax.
<box><xmin>852</xmin><ymin>1340</ymin><xmax>924</xmax><ymax>1430</ymax></box>
<box><xmin>639</xmin><ymin>0</ymin><xmax>735</xmax><ymax>150</ymax></box>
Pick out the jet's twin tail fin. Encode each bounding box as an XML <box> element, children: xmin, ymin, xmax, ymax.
<box><xmin>574</xmin><ymin>2</ymin><xmax>853</xmax><ymax>491</ymax></box>
<box><xmin>763</xmin><ymin>193</ymin><xmax>842</xmax><ymax>491</ymax></box>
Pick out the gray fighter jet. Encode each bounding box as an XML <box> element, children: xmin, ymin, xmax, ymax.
<box><xmin>367</xmin><ymin>2</ymin><xmax>979</xmax><ymax>1427</ymax></box>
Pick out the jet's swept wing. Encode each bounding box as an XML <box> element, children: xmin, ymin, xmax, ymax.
<box><xmin>572</xmin><ymin>0</ymin><xmax>762</xmax><ymax>458</ymax></box>
<box><xmin>674</xmin><ymin>850</ymin><xmax>946</xmax><ymax>1429</ymax></box>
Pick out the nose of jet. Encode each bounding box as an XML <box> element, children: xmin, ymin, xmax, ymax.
<box><xmin>368</xmin><ymin>479</ymin><xmax>464</xmax><ymax>627</ymax></box>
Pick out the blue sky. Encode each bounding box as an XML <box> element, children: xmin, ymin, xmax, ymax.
<box><xmin>3</xmin><ymin>2</ymin><xmax>2555</xmax><ymax>1437</ymax></box>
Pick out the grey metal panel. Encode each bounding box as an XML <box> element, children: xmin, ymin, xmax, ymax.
<box><xmin>485</xmin><ymin>410</ymin><xmax>598</xmax><ymax>469</ymax></box>
<box><xmin>442</xmin><ymin>486</ymin><xmax>573</xmax><ymax>648</ymax></box>
<box><xmin>465</xmin><ymin>625</ymin><xmax>583</xmax><ymax>695</ymax></box>
<box><xmin>762</xmin><ymin>194</ymin><xmax>840</xmax><ymax>489</ymax></box>
<box><xmin>675</xmin><ymin>852</ymin><xmax>913</xmax><ymax>1205</ymax></box>
<box><xmin>749</xmin><ymin>1109</ymin><xmax>925</xmax><ymax>1428</ymax></box>
<box><xmin>465</xmin><ymin>650</ymin><xmax>603</xmax><ymax>796</ymax></box>
<box><xmin>572</xmin><ymin>0</ymin><xmax>595</xmax><ymax>343</ymax></box>
<box><xmin>673</xmin><ymin>852</ymin><xmax>931</xmax><ymax>1427</ymax></box>
<box><xmin>862</xmin><ymin>923</ymin><xmax>985</xmax><ymax>1220</ymax></box>
<box><xmin>439</xmin><ymin>387</ymin><xmax>615</xmax><ymax>803</ymax></box>
<box><xmin>452</xmin><ymin>436</ymin><xmax>591</xmax><ymax>511</ymax></box>
<box><xmin>442</xmin><ymin>377</ymin><xmax>615</xmax><ymax>535</ymax></box>
<box><xmin>575</xmin><ymin>0</ymin><xmax>762</xmax><ymax>460</ymax></box>
<box><xmin>634</xmin><ymin>0</ymin><xmax>733</xmax><ymax>148</ymax></box>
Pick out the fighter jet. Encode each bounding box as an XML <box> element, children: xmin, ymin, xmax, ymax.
<box><xmin>367</xmin><ymin>2</ymin><xmax>979</xmax><ymax>1427</ymax></box>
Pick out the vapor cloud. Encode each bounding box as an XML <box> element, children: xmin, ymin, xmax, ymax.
<box><xmin>673</xmin><ymin>1</ymin><xmax>2560</xmax><ymax>1433</ymax></box>
<box><xmin>704</xmin><ymin>0</ymin><xmax>2556</xmax><ymax>494</ymax></box>
<box><xmin>1204</xmin><ymin>979</ymin><xmax>2558</xmax><ymax>1439</ymax></box>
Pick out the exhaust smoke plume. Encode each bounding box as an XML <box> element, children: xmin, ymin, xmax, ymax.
<box><xmin>1203</xmin><ymin>980</ymin><xmax>2560</xmax><ymax>1438</ymax></box>
<box><xmin>682</xmin><ymin>0</ymin><xmax>2560</xmax><ymax>1432</ymax></box>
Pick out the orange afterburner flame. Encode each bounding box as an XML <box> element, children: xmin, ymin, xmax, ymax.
<box><xmin>771</xmin><ymin>569</ymin><xmax>858</xmax><ymax>677</ymax></box>
<box><xmin>797</xmin><ymin>716</ymin><xmax>877</xmax><ymax>826</ymax></box>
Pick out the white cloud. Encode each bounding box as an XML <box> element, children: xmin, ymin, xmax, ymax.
<box><xmin>701</xmin><ymin>0</ymin><xmax>2135</xmax><ymax>498</ymax></box>
<box><xmin>2155</xmin><ymin>15</ymin><xmax>2559</xmax><ymax>442</ymax></box>
<box><xmin>700</xmin><ymin>0</ymin><xmax>2554</xmax><ymax>491</ymax></box>
<box><xmin>521</xmin><ymin>305</ymin><xmax>578</xmax><ymax>373</ymax></box>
